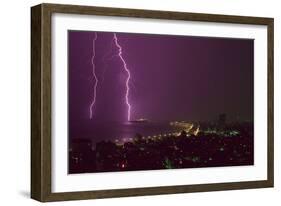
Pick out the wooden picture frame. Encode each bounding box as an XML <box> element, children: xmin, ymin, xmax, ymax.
<box><xmin>31</xmin><ymin>3</ymin><xmax>274</xmax><ymax>202</ymax></box>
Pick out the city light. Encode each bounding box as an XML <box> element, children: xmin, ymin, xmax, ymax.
<box><xmin>69</xmin><ymin>120</ymin><xmax>253</xmax><ymax>173</ymax></box>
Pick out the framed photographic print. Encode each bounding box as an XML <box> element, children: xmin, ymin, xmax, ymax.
<box><xmin>31</xmin><ymin>3</ymin><xmax>274</xmax><ymax>202</ymax></box>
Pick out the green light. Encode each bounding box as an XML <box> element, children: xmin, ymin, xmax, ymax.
<box><xmin>164</xmin><ymin>157</ymin><xmax>173</xmax><ymax>169</ymax></box>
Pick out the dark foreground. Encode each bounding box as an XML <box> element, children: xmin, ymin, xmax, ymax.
<box><xmin>69</xmin><ymin>122</ymin><xmax>253</xmax><ymax>173</ymax></box>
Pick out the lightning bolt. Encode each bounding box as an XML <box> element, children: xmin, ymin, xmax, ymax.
<box><xmin>113</xmin><ymin>33</ymin><xmax>132</xmax><ymax>121</ymax></box>
<box><xmin>89</xmin><ymin>32</ymin><xmax>98</xmax><ymax>119</ymax></box>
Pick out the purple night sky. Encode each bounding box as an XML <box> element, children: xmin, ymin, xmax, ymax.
<box><xmin>68</xmin><ymin>30</ymin><xmax>253</xmax><ymax>137</ymax></box>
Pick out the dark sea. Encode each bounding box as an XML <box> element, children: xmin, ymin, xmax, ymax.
<box><xmin>70</xmin><ymin>121</ymin><xmax>182</xmax><ymax>145</ymax></box>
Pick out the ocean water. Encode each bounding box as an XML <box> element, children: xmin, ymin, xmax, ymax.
<box><xmin>70</xmin><ymin>121</ymin><xmax>182</xmax><ymax>144</ymax></box>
